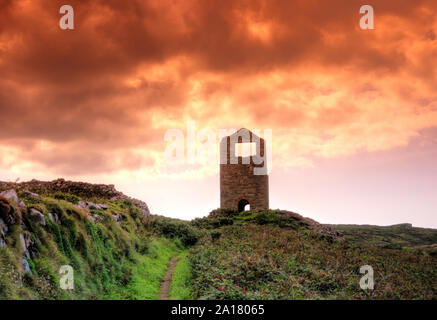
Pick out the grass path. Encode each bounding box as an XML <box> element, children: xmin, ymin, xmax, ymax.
<box><xmin>169</xmin><ymin>250</ymin><xmax>192</xmax><ymax>299</ymax></box>
<box><xmin>106</xmin><ymin>238</ymin><xmax>183</xmax><ymax>299</ymax></box>
<box><xmin>160</xmin><ymin>256</ymin><xmax>178</xmax><ymax>299</ymax></box>
<box><xmin>106</xmin><ymin>238</ymin><xmax>193</xmax><ymax>300</ymax></box>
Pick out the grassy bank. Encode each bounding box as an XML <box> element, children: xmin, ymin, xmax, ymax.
<box><xmin>1</xmin><ymin>185</ymin><xmax>435</xmax><ymax>300</ymax></box>
<box><xmin>169</xmin><ymin>250</ymin><xmax>193</xmax><ymax>299</ymax></box>
<box><xmin>0</xmin><ymin>195</ymin><xmax>147</xmax><ymax>299</ymax></box>
<box><xmin>0</xmin><ymin>188</ymin><xmax>200</xmax><ymax>300</ymax></box>
<box><xmin>330</xmin><ymin>224</ymin><xmax>437</xmax><ymax>250</ymax></box>
<box><xmin>108</xmin><ymin>238</ymin><xmax>187</xmax><ymax>299</ymax></box>
<box><xmin>188</xmin><ymin>210</ymin><xmax>437</xmax><ymax>300</ymax></box>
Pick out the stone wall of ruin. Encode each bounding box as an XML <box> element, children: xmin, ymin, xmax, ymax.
<box><xmin>220</xmin><ymin>130</ymin><xmax>269</xmax><ymax>212</ymax></box>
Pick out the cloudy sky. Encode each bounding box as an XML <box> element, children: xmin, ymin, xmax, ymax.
<box><xmin>0</xmin><ymin>0</ymin><xmax>436</xmax><ymax>227</ymax></box>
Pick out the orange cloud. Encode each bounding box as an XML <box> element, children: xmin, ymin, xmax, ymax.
<box><xmin>0</xmin><ymin>0</ymin><xmax>436</xmax><ymax>178</ymax></box>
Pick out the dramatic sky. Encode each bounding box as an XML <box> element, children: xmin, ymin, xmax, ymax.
<box><xmin>1</xmin><ymin>0</ymin><xmax>436</xmax><ymax>227</ymax></box>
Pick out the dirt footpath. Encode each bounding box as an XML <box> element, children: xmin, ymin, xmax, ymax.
<box><xmin>160</xmin><ymin>256</ymin><xmax>178</xmax><ymax>300</ymax></box>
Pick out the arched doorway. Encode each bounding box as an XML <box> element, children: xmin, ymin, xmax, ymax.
<box><xmin>238</xmin><ymin>199</ymin><xmax>250</xmax><ymax>212</ymax></box>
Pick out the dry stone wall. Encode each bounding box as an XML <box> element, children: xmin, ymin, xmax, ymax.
<box><xmin>0</xmin><ymin>178</ymin><xmax>150</xmax><ymax>216</ymax></box>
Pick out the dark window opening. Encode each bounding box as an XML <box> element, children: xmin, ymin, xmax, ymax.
<box><xmin>238</xmin><ymin>199</ymin><xmax>250</xmax><ymax>212</ymax></box>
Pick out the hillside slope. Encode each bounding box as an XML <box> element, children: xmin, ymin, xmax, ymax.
<box><xmin>188</xmin><ymin>209</ymin><xmax>437</xmax><ymax>299</ymax></box>
<box><xmin>330</xmin><ymin>224</ymin><xmax>437</xmax><ymax>255</ymax></box>
<box><xmin>0</xmin><ymin>179</ymin><xmax>198</xmax><ymax>299</ymax></box>
<box><xmin>1</xmin><ymin>180</ymin><xmax>436</xmax><ymax>300</ymax></box>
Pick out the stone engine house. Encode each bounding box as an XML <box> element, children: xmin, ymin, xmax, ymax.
<box><xmin>220</xmin><ymin>128</ymin><xmax>269</xmax><ymax>212</ymax></box>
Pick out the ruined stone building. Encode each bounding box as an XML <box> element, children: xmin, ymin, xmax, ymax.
<box><xmin>220</xmin><ymin>128</ymin><xmax>269</xmax><ymax>212</ymax></box>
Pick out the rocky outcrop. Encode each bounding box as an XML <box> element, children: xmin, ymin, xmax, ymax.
<box><xmin>0</xmin><ymin>180</ymin><xmax>153</xmax><ymax>286</ymax></box>
<box><xmin>0</xmin><ymin>179</ymin><xmax>150</xmax><ymax>218</ymax></box>
<box><xmin>23</xmin><ymin>190</ymin><xmax>39</xmax><ymax>199</ymax></box>
<box><xmin>130</xmin><ymin>199</ymin><xmax>150</xmax><ymax>219</ymax></box>
<box><xmin>0</xmin><ymin>189</ymin><xmax>18</xmax><ymax>202</ymax></box>
<box><xmin>0</xmin><ymin>179</ymin><xmax>151</xmax><ymax>258</ymax></box>
<box><xmin>19</xmin><ymin>231</ymin><xmax>37</xmax><ymax>260</ymax></box>
<box><xmin>1</xmin><ymin>179</ymin><xmax>123</xmax><ymax>199</ymax></box>
<box><xmin>21</xmin><ymin>257</ymin><xmax>31</xmax><ymax>274</ymax></box>
<box><xmin>85</xmin><ymin>202</ymin><xmax>107</xmax><ymax>211</ymax></box>
<box><xmin>0</xmin><ymin>196</ymin><xmax>22</xmax><ymax>225</ymax></box>
<box><xmin>27</xmin><ymin>208</ymin><xmax>46</xmax><ymax>227</ymax></box>
<box><xmin>279</xmin><ymin>210</ymin><xmax>343</xmax><ymax>239</ymax></box>
<box><xmin>0</xmin><ymin>218</ymin><xmax>7</xmax><ymax>238</ymax></box>
<box><xmin>47</xmin><ymin>212</ymin><xmax>60</xmax><ymax>224</ymax></box>
<box><xmin>0</xmin><ymin>197</ymin><xmax>10</xmax><ymax>221</ymax></box>
<box><xmin>0</xmin><ymin>217</ymin><xmax>8</xmax><ymax>248</ymax></box>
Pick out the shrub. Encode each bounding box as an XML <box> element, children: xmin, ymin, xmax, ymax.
<box><xmin>151</xmin><ymin>217</ymin><xmax>200</xmax><ymax>246</ymax></box>
<box><xmin>210</xmin><ymin>230</ymin><xmax>222</xmax><ymax>242</ymax></box>
<box><xmin>53</xmin><ymin>192</ymin><xmax>81</xmax><ymax>205</ymax></box>
<box><xmin>191</xmin><ymin>216</ymin><xmax>234</xmax><ymax>229</ymax></box>
<box><xmin>209</xmin><ymin>208</ymin><xmax>238</xmax><ymax>218</ymax></box>
<box><xmin>188</xmin><ymin>223</ymin><xmax>437</xmax><ymax>300</ymax></box>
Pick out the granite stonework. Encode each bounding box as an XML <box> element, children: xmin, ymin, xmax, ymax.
<box><xmin>220</xmin><ymin>128</ymin><xmax>269</xmax><ymax>212</ymax></box>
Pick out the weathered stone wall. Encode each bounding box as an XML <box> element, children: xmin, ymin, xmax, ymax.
<box><xmin>220</xmin><ymin>129</ymin><xmax>269</xmax><ymax>212</ymax></box>
<box><xmin>0</xmin><ymin>178</ymin><xmax>150</xmax><ymax>216</ymax></box>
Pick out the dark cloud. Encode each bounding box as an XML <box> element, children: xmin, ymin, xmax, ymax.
<box><xmin>0</xmin><ymin>0</ymin><xmax>436</xmax><ymax>175</ymax></box>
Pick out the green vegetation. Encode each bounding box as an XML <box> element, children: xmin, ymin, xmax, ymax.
<box><xmin>192</xmin><ymin>209</ymin><xmax>301</xmax><ymax>230</ymax></box>
<box><xmin>330</xmin><ymin>224</ymin><xmax>437</xmax><ymax>256</ymax></box>
<box><xmin>52</xmin><ymin>192</ymin><xmax>81</xmax><ymax>205</ymax></box>
<box><xmin>151</xmin><ymin>216</ymin><xmax>201</xmax><ymax>246</ymax></box>
<box><xmin>0</xmin><ymin>194</ymin><xmax>143</xmax><ymax>299</ymax></box>
<box><xmin>0</xmin><ymin>192</ymin><xmax>198</xmax><ymax>300</ymax></box>
<box><xmin>169</xmin><ymin>250</ymin><xmax>193</xmax><ymax>300</ymax></box>
<box><xmin>187</xmin><ymin>210</ymin><xmax>437</xmax><ymax>300</ymax></box>
<box><xmin>108</xmin><ymin>238</ymin><xmax>186</xmax><ymax>299</ymax></box>
<box><xmin>1</xmin><ymin>190</ymin><xmax>436</xmax><ymax>300</ymax></box>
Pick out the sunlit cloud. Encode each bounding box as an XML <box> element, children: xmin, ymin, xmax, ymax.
<box><xmin>0</xmin><ymin>0</ymin><xmax>436</xmax><ymax>224</ymax></box>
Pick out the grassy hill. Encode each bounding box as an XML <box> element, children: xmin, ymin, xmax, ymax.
<box><xmin>329</xmin><ymin>224</ymin><xmax>437</xmax><ymax>256</ymax></box>
<box><xmin>0</xmin><ymin>181</ymin><xmax>199</xmax><ymax>299</ymax></box>
<box><xmin>1</xmin><ymin>180</ymin><xmax>436</xmax><ymax>300</ymax></box>
<box><xmin>187</xmin><ymin>210</ymin><xmax>437</xmax><ymax>299</ymax></box>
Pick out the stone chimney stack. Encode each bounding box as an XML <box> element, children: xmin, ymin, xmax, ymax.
<box><xmin>219</xmin><ymin>128</ymin><xmax>269</xmax><ymax>212</ymax></box>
